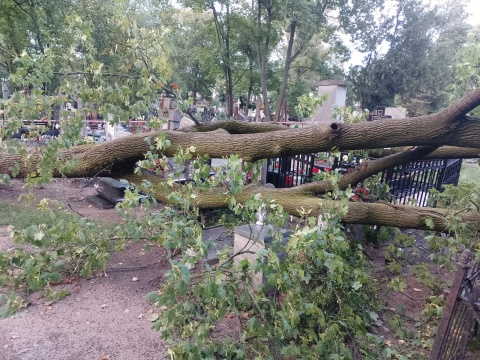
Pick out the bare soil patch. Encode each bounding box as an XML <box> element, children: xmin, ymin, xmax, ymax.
<box><xmin>0</xmin><ymin>180</ymin><xmax>169</xmax><ymax>360</ymax></box>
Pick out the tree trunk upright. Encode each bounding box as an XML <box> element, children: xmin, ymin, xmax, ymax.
<box><xmin>255</xmin><ymin>0</ymin><xmax>272</xmax><ymax>122</ymax></box>
<box><xmin>275</xmin><ymin>21</ymin><xmax>297</xmax><ymax>123</ymax></box>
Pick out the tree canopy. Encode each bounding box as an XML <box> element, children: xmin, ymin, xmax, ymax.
<box><xmin>349</xmin><ymin>0</ymin><xmax>471</xmax><ymax>115</ymax></box>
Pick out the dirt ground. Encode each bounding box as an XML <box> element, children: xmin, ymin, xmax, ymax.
<box><xmin>0</xmin><ymin>180</ymin><xmax>171</xmax><ymax>360</ymax></box>
<box><xmin>0</xmin><ymin>179</ymin><xmax>478</xmax><ymax>359</ymax></box>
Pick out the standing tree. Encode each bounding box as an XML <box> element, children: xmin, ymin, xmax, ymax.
<box><xmin>449</xmin><ymin>24</ymin><xmax>480</xmax><ymax>117</ymax></box>
<box><xmin>168</xmin><ymin>9</ymin><xmax>218</xmax><ymax>102</ymax></box>
<box><xmin>349</xmin><ymin>0</ymin><xmax>470</xmax><ymax>114</ymax></box>
<box><xmin>273</xmin><ymin>0</ymin><xmax>384</xmax><ymax>122</ymax></box>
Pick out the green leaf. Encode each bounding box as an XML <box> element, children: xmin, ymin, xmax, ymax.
<box><xmin>424</xmin><ymin>217</ymin><xmax>435</xmax><ymax>229</ymax></box>
<box><xmin>352</xmin><ymin>281</ymin><xmax>362</xmax><ymax>290</ymax></box>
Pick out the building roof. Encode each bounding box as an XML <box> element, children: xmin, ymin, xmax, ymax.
<box><xmin>315</xmin><ymin>80</ymin><xmax>348</xmax><ymax>87</ymax></box>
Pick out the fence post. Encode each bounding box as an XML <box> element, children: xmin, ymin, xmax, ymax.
<box><xmin>430</xmin><ymin>249</ymin><xmax>472</xmax><ymax>360</ymax></box>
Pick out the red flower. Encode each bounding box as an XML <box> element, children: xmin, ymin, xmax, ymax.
<box><xmin>285</xmin><ymin>175</ymin><xmax>293</xmax><ymax>187</ymax></box>
<box><xmin>312</xmin><ymin>168</ymin><xmax>319</xmax><ymax>174</ymax></box>
<box><xmin>355</xmin><ymin>187</ymin><xmax>370</xmax><ymax>196</ymax></box>
<box><xmin>325</xmin><ymin>168</ymin><xmax>331</xmax><ymax>173</ymax></box>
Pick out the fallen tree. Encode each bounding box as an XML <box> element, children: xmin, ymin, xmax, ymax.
<box><xmin>1</xmin><ymin>88</ymin><xmax>480</xmax><ymax>231</ymax></box>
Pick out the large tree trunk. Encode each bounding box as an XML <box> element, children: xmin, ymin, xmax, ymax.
<box><xmin>2</xmin><ymin>89</ymin><xmax>480</xmax><ymax>231</ymax></box>
<box><xmin>1</xmin><ymin>88</ymin><xmax>480</xmax><ymax>179</ymax></box>
<box><xmin>123</xmin><ymin>174</ymin><xmax>480</xmax><ymax>233</ymax></box>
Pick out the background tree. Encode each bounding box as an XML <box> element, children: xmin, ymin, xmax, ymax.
<box><xmin>285</xmin><ymin>33</ymin><xmax>347</xmax><ymax>113</ymax></box>
<box><xmin>168</xmin><ymin>9</ymin><xmax>218</xmax><ymax>102</ymax></box>
<box><xmin>349</xmin><ymin>0</ymin><xmax>470</xmax><ymax>114</ymax></box>
<box><xmin>273</xmin><ymin>0</ymin><xmax>384</xmax><ymax>122</ymax></box>
<box><xmin>448</xmin><ymin>24</ymin><xmax>480</xmax><ymax>117</ymax></box>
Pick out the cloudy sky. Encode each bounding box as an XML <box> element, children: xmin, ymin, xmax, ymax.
<box><xmin>466</xmin><ymin>0</ymin><xmax>479</xmax><ymax>25</ymax></box>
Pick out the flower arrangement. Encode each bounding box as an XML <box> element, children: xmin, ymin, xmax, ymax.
<box><xmin>352</xmin><ymin>187</ymin><xmax>370</xmax><ymax>202</ymax></box>
<box><xmin>316</xmin><ymin>152</ymin><xmax>329</xmax><ymax>164</ymax></box>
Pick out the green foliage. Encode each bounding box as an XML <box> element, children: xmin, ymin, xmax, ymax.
<box><xmin>295</xmin><ymin>92</ymin><xmax>327</xmax><ymax>119</ymax></box>
<box><xmin>349</xmin><ymin>0</ymin><xmax>469</xmax><ymax>114</ymax></box>
<box><xmin>0</xmin><ymin>198</ymin><xmax>120</xmax><ymax>314</ymax></box>
<box><xmin>120</xmin><ymin>152</ymin><xmax>394</xmax><ymax>359</ymax></box>
<box><xmin>448</xmin><ymin>25</ymin><xmax>480</xmax><ymax>116</ymax></box>
<box><xmin>333</xmin><ymin>106</ymin><xmax>370</xmax><ymax>124</ymax></box>
<box><xmin>0</xmin><ymin>293</ymin><xmax>26</xmax><ymax>319</ymax></box>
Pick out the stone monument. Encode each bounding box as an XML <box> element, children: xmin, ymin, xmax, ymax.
<box><xmin>312</xmin><ymin>80</ymin><xmax>347</xmax><ymax>123</ymax></box>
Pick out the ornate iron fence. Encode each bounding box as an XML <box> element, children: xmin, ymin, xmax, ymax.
<box><xmin>430</xmin><ymin>250</ymin><xmax>480</xmax><ymax>360</ymax></box>
<box><xmin>381</xmin><ymin>158</ymin><xmax>462</xmax><ymax>206</ymax></box>
<box><xmin>266</xmin><ymin>154</ymin><xmax>462</xmax><ymax>206</ymax></box>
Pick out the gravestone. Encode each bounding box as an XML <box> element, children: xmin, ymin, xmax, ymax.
<box><xmin>233</xmin><ymin>224</ymin><xmax>282</xmax><ymax>290</ymax></box>
<box><xmin>367</xmin><ymin>106</ymin><xmax>406</xmax><ymax>121</ymax></box>
<box><xmin>367</xmin><ymin>106</ymin><xmax>391</xmax><ymax>121</ymax></box>
<box><xmin>87</xmin><ymin>177</ymin><xmax>128</xmax><ymax>209</ymax></box>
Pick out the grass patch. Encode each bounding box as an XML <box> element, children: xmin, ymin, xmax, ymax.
<box><xmin>0</xmin><ymin>202</ymin><xmax>78</xmax><ymax>230</ymax></box>
<box><xmin>459</xmin><ymin>161</ymin><xmax>480</xmax><ymax>187</ymax></box>
<box><xmin>0</xmin><ymin>201</ymin><xmax>118</xmax><ymax>235</ymax></box>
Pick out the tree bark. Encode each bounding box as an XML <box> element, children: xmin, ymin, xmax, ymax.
<box><xmin>2</xmin><ymin>89</ymin><xmax>479</xmax><ymax>232</ymax></box>
<box><xmin>211</xmin><ymin>1</ymin><xmax>234</xmax><ymax>117</ymax></box>
<box><xmin>1</xmin><ymin>88</ymin><xmax>480</xmax><ymax>178</ymax></box>
<box><xmin>255</xmin><ymin>0</ymin><xmax>272</xmax><ymax>122</ymax></box>
<box><xmin>124</xmin><ymin>174</ymin><xmax>480</xmax><ymax>233</ymax></box>
<box><xmin>275</xmin><ymin>20</ymin><xmax>296</xmax><ymax>123</ymax></box>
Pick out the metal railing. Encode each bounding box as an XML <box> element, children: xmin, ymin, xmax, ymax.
<box><xmin>430</xmin><ymin>250</ymin><xmax>480</xmax><ymax>360</ymax></box>
<box><xmin>267</xmin><ymin>153</ymin><xmax>462</xmax><ymax>207</ymax></box>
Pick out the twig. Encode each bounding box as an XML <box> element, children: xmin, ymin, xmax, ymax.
<box><xmin>217</xmin><ymin>227</ymin><xmax>261</xmax><ymax>269</ymax></box>
<box><xmin>185</xmin><ymin>108</ymin><xmax>202</xmax><ymax>127</ymax></box>
<box><xmin>105</xmin><ymin>260</ymin><xmax>165</xmax><ymax>272</ymax></box>
<box><xmin>218</xmin><ymin>250</ymin><xmax>255</xmax><ymax>269</ymax></box>
<box><xmin>398</xmin><ymin>291</ymin><xmax>429</xmax><ymax>302</ymax></box>
<box><xmin>0</xmin><ymin>45</ymin><xmax>16</xmax><ymax>58</ymax></box>
<box><xmin>248</xmin><ymin>287</ymin><xmax>266</xmax><ymax>322</ymax></box>
<box><xmin>54</xmin><ymin>71</ymin><xmax>141</xmax><ymax>79</ymax></box>
<box><xmin>83</xmin><ymin>164</ymin><xmax>114</xmax><ymax>187</ymax></box>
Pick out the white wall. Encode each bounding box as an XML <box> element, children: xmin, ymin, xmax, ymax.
<box><xmin>312</xmin><ymin>81</ymin><xmax>348</xmax><ymax>123</ymax></box>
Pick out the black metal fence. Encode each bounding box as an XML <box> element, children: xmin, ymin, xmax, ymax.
<box><xmin>430</xmin><ymin>249</ymin><xmax>480</xmax><ymax>360</ymax></box>
<box><xmin>267</xmin><ymin>154</ymin><xmax>462</xmax><ymax>207</ymax></box>
<box><xmin>266</xmin><ymin>154</ymin><xmax>316</xmax><ymax>188</ymax></box>
<box><xmin>381</xmin><ymin>159</ymin><xmax>462</xmax><ymax>206</ymax></box>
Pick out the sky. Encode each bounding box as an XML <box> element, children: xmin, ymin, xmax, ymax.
<box><xmin>466</xmin><ymin>0</ymin><xmax>480</xmax><ymax>25</ymax></box>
